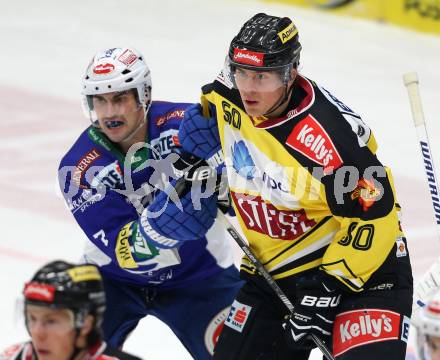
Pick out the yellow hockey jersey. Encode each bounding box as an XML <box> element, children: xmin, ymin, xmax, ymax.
<box><xmin>201</xmin><ymin>73</ymin><xmax>407</xmax><ymax>292</ymax></box>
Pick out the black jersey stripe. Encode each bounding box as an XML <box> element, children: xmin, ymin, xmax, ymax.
<box><xmin>269</xmin><ymin>245</ymin><xmax>329</xmax><ymax>277</ymax></box>
<box><xmin>263</xmin><ymin>216</ymin><xmax>332</xmax><ymax>266</ymax></box>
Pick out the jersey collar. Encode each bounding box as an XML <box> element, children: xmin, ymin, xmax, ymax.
<box><xmin>251</xmin><ymin>74</ymin><xmax>315</xmax><ymax>130</ymax></box>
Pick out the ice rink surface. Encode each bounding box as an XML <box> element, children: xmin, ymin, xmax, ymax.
<box><xmin>1</xmin><ymin>0</ymin><xmax>439</xmax><ymax>358</ymax></box>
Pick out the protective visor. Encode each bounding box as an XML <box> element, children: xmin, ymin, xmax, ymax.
<box><xmin>225</xmin><ymin>56</ymin><xmax>293</xmax><ymax>92</ymax></box>
<box><xmin>17</xmin><ymin>299</ymin><xmax>77</xmax><ymax>334</ymax></box>
<box><xmin>82</xmin><ymin>89</ymin><xmax>144</xmax><ymax>125</ymax></box>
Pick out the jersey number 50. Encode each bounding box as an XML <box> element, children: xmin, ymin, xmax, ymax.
<box><xmin>338</xmin><ymin>223</ymin><xmax>374</xmax><ymax>251</ymax></box>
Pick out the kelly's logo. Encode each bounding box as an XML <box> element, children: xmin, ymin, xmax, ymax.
<box><xmin>333</xmin><ymin>309</ymin><xmax>401</xmax><ymax>356</ymax></box>
<box><xmin>286</xmin><ymin>114</ymin><xmax>343</xmax><ymax>174</ymax></box>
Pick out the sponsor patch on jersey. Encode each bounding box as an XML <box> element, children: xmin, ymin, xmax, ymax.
<box><xmin>233</xmin><ymin>48</ymin><xmax>264</xmax><ymax>67</ymax></box>
<box><xmin>132</xmin><ymin>224</ymin><xmax>159</xmax><ymax>260</ymax></box>
<box><xmin>204</xmin><ymin>307</ymin><xmax>229</xmax><ymax>355</ymax></box>
<box><xmin>73</xmin><ymin>149</ymin><xmax>101</xmax><ymax>187</ymax></box>
<box><xmin>156</xmin><ymin>109</ymin><xmax>185</xmax><ymax>126</ymax></box>
<box><xmin>23</xmin><ymin>282</ymin><xmax>55</xmax><ymax>303</ymax></box>
<box><xmin>231</xmin><ymin>192</ymin><xmax>316</xmax><ymax>240</ymax></box>
<box><xmin>93</xmin><ymin>63</ymin><xmax>115</xmax><ymax>75</ymax></box>
<box><xmin>149</xmin><ymin>129</ymin><xmax>178</xmax><ymax>158</ymax></box>
<box><xmin>172</xmin><ymin>134</ymin><xmax>180</xmax><ymax>147</ymax></box>
<box><xmin>90</xmin><ymin>161</ymin><xmax>123</xmax><ymax>188</ymax></box>
<box><xmin>401</xmin><ymin>315</ymin><xmax>410</xmax><ymax>343</ymax></box>
<box><xmin>115</xmin><ymin>222</ymin><xmax>137</xmax><ymax>269</ymax></box>
<box><xmin>342</xmin><ymin>113</ymin><xmax>371</xmax><ymax>148</ymax></box>
<box><xmin>396</xmin><ymin>236</ymin><xmax>407</xmax><ymax>258</ymax></box>
<box><xmin>67</xmin><ymin>265</ymin><xmax>101</xmax><ymax>283</ymax></box>
<box><xmin>278</xmin><ymin>23</ymin><xmax>298</xmax><ymax>44</ymax></box>
<box><xmin>285</xmin><ymin>114</ymin><xmax>343</xmax><ymax>174</ymax></box>
<box><xmin>117</xmin><ymin>49</ymin><xmax>138</xmax><ymax>66</ymax></box>
<box><xmin>350</xmin><ymin>178</ymin><xmax>381</xmax><ymax>211</ymax></box>
<box><xmin>333</xmin><ymin>309</ymin><xmax>401</xmax><ymax>357</ymax></box>
<box><xmin>224</xmin><ymin>300</ymin><xmax>252</xmax><ymax>333</ymax></box>
<box><xmin>68</xmin><ymin>189</ymin><xmax>103</xmax><ymax>214</ymax></box>
<box><xmin>231</xmin><ymin>140</ymin><xmax>256</xmax><ymax>180</ymax></box>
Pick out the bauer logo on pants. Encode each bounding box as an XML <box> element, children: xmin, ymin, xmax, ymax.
<box><xmin>224</xmin><ymin>300</ymin><xmax>252</xmax><ymax>333</ymax></box>
<box><xmin>333</xmin><ymin>309</ymin><xmax>401</xmax><ymax>356</ymax></box>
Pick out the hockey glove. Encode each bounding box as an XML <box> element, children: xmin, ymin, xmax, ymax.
<box><xmin>178</xmin><ymin>104</ymin><xmax>224</xmax><ymax>171</ymax></box>
<box><xmin>139</xmin><ymin>154</ymin><xmax>218</xmax><ymax>248</ymax></box>
<box><xmin>284</xmin><ymin>274</ymin><xmax>341</xmax><ymax>349</ymax></box>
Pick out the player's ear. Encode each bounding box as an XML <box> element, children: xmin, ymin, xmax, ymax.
<box><xmin>289</xmin><ymin>67</ymin><xmax>298</xmax><ymax>84</ymax></box>
<box><xmin>76</xmin><ymin>315</ymin><xmax>95</xmax><ymax>347</ymax></box>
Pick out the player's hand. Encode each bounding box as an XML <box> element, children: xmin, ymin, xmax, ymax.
<box><xmin>178</xmin><ymin>104</ymin><xmax>224</xmax><ymax>171</ymax></box>
<box><xmin>284</xmin><ymin>274</ymin><xmax>341</xmax><ymax>349</ymax></box>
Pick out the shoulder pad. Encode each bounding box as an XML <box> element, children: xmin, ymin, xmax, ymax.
<box><xmin>202</xmin><ymin>82</ymin><xmax>214</xmax><ymax>95</ymax></box>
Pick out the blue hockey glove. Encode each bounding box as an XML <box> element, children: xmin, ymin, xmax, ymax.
<box><xmin>284</xmin><ymin>274</ymin><xmax>341</xmax><ymax>349</ymax></box>
<box><xmin>139</xmin><ymin>154</ymin><xmax>218</xmax><ymax>248</ymax></box>
<box><xmin>178</xmin><ymin>104</ymin><xmax>224</xmax><ymax>171</ymax></box>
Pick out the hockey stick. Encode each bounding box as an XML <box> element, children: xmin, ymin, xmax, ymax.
<box><xmin>216</xmin><ymin>211</ymin><xmax>336</xmax><ymax>360</ymax></box>
<box><xmin>403</xmin><ymin>72</ymin><xmax>440</xmax><ymax>315</ymax></box>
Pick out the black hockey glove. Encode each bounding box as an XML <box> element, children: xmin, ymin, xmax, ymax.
<box><xmin>284</xmin><ymin>274</ymin><xmax>341</xmax><ymax>349</ymax></box>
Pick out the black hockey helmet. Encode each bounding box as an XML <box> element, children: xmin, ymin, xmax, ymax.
<box><xmin>228</xmin><ymin>13</ymin><xmax>301</xmax><ymax>71</ymax></box>
<box><xmin>23</xmin><ymin>260</ymin><xmax>106</xmax><ymax>330</ymax></box>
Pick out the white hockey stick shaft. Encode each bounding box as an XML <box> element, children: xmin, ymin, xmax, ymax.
<box><xmin>403</xmin><ymin>72</ymin><xmax>440</xmax><ymax>314</ymax></box>
<box><xmin>403</xmin><ymin>72</ymin><xmax>440</xmax><ymax>236</ymax></box>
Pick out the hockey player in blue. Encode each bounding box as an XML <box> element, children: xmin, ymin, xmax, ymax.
<box><xmin>58</xmin><ymin>47</ymin><xmax>243</xmax><ymax>359</ymax></box>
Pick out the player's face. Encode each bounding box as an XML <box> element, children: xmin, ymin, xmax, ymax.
<box><xmin>234</xmin><ymin>68</ymin><xmax>291</xmax><ymax>117</ymax></box>
<box><xmin>26</xmin><ymin>305</ymin><xmax>78</xmax><ymax>360</ymax></box>
<box><xmin>427</xmin><ymin>335</ymin><xmax>440</xmax><ymax>360</ymax></box>
<box><xmin>93</xmin><ymin>90</ymin><xmax>145</xmax><ymax>144</ymax></box>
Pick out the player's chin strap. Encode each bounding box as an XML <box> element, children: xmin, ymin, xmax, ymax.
<box><xmin>263</xmin><ymin>80</ymin><xmax>295</xmax><ymax>118</ymax></box>
<box><xmin>120</xmin><ymin>101</ymin><xmax>152</xmax><ymax>144</ymax></box>
<box><xmin>67</xmin><ymin>310</ymin><xmax>89</xmax><ymax>360</ymax></box>
<box><xmin>68</xmin><ymin>332</ymin><xmax>84</xmax><ymax>360</ymax></box>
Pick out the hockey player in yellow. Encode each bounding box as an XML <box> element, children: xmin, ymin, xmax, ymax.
<box><xmin>179</xmin><ymin>13</ymin><xmax>413</xmax><ymax>360</ymax></box>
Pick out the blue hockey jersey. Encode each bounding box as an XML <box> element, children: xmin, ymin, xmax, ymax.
<box><xmin>58</xmin><ymin>101</ymin><xmax>234</xmax><ymax>288</ymax></box>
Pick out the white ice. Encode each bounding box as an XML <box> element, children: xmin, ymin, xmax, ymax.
<box><xmin>0</xmin><ymin>0</ymin><xmax>439</xmax><ymax>358</ymax></box>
